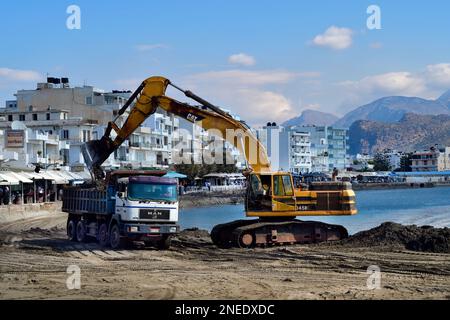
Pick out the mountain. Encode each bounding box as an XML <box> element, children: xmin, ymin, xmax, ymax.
<box><xmin>282</xmin><ymin>109</ymin><xmax>339</xmax><ymax>127</ymax></box>
<box><xmin>334</xmin><ymin>95</ymin><xmax>450</xmax><ymax>128</ymax></box>
<box><xmin>437</xmin><ymin>89</ymin><xmax>450</xmax><ymax>108</ymax></box>
<box><xmin>348</xmin><ymin>113</ymin><xmax>450</xmax><ymax>155</ymax></box>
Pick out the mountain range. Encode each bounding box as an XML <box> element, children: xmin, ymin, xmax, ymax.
<box><xmin>283</xmin><ymin>90</ymin><xmax>450</xmax><ymax>129</ymax></box>
<box><xmin>282</xmin><ymin>90</ymin><xmax>450</xmax><ymax>155</ymax></box>
<box><xmin>282</xmin><ymin>109</ymin><xmax>338</xmax><ymax>127</ymax></box>
<box><xmin>348</xmin><ymin>113</ymin><xmax>450</xmax><ymax>155</ymax></box>
<box><xmin>334</xmin><ymin>91</ymin><xmax>450</xmax><ymax>128</ymax></box>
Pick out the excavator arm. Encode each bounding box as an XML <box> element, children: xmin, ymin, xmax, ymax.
<box><xmin>82</xmin><ymin>76</ymin><xmax>271</xmax><ymax>179</ymax></box>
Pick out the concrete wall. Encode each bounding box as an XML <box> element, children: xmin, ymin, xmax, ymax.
<box><xmin>0</xmin><ymin>202</ymin><xmax>62</xmax><ymax>224</ymax></box>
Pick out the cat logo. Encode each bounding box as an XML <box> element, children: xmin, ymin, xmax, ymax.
<box><xmin>186</xmin><ymin>113</ymin><xmax>198</xmax><ymax>122</ymax></box>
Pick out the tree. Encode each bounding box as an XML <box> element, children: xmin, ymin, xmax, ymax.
<box><xmin>373</xmin><ymin>152</ymin><xmax>390</xmax><ymax>171</ymax></box>
<box><xmin>397</xmin><ymin>153</ymin><xmax>412</xmax><ymax>172</ymax></box>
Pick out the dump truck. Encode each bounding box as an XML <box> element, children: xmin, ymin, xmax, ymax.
<box><xmin>62</xmin><ymin>170</ymin><xmax>180</xmax><ymax>249</ymax></box>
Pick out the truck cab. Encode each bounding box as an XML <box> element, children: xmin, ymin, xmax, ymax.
<box><xmin>63</xmin><ymin>170</ymin><xmax>180</xmax><ymax>249</ymax></box>
<box><xmin>112</xmin><ymin>176</ymin><xmax>179</xmax><ymax>244</ymax></box>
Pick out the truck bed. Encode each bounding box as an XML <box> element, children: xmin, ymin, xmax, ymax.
<box><xmin>62</xmin><ymin>187</ymin><xmax>109</xmax><ymax>215</ymax></box>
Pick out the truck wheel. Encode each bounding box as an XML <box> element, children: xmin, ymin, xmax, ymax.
<box><xmin>67</xmin><ymin>219</ymin><xmax>77</xmax><ymax>242</ymax></box>
<box><xmin>98</xmin><ymin>223</ymin><xmax>109</xmax><ymax>247</ymax></box>
<box><xmin>157</xmin><ymin>235</ymin><xmax>172</xmax><ymax>250</ymax></box>
<box><xmin>76</xmin><ymin>220</ymin><xmax>87</xmax><ymax>243</ymax></box>
<box><xmin>110</xmin><ymin>224</ymin><xmax>125</xmax><ymax>249</ymax></box>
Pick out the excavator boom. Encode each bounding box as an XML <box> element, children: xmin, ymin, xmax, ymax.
<box><xmin>82</xmin><ymin>76</ymin><xmax>270</xmax><ymax>179</ymax></box>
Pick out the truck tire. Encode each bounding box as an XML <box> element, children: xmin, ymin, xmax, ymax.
<box><xmin>98</xmin><ymin>223</ymin><xmax>109</xmax><ymax>247</ymax></box>
<box><xmin>67</xmin><ymin>219</ymin><xmax>77</xmax><ymax>242</ymax></box>
<box><xmin>157</xmin><ymin>235</ymin><xmax>172</xmax><ymax>250</ymax></box>
<box><xmin>110</xmin><ymin>224</ymin><xmax>126</xmax><ymax>249</ymax></box>
<box><xmin>76</xmin><ymin>220</ymin><xmax>87</xmax><ymax>243</ymax></box>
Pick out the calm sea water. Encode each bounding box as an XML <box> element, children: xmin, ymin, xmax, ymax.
<box><xmin>179</xmin><ymin>187</ymin><xmax>450</xmax><ymax>234</ymax></box>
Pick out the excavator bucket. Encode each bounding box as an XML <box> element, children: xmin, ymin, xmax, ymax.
<box><xmin>82</xmin><ymin>138</ymin><xmax>114</xmax><ymax>177</ymax></box>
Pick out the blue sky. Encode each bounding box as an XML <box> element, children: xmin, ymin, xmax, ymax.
<box><xmin>1</xmin><ymin>0</ymin><xmax>450</xmax><ymax>125</ymax></box>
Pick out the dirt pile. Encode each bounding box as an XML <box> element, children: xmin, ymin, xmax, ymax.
<box><xmin>343</xmin><ymin>222</ymin><xmax>450</xmax><ymax>253</ymax></box>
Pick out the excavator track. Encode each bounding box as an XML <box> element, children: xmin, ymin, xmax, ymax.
<box><xmin>211</xmin><ymin>219</ymin><xmax>348</xmax><ymax>248</ymax></box>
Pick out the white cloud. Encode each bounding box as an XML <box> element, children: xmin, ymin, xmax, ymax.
<box><xmin>0</xmin><ymin>68</ymin><xmax>42</xmax><ymax>81</ymax></box>
<box><xmin>312</xmin><ymin>26</ymin><xmax>353</xmax><ymax>50</ymax></box>
<box><xmin>187</xmin><ymin>69</ymin><xmax>309</xmax><ymax>86</ymax></box>
<box><xmin>339</xmin><ymin>72</ymin><xmax>427</xmax><ymax>97</ymax></box>
<box><xmin>183</xmin><ymin>69</ymin><xmax>307</xmax><ymax>125</ymax></box>
<box><xmin>233</xmin><ymin>88</ymin><xmax>295</xmax><ymax>125</ymax></box>
<box><xmin>424</xmin><ymin>63</ymin><xmax>450</xmax><ymax>88</ymax></box>
<box><xmin>135</xmin><ymin>43</ymin><xmax>168</xmax><ymax>52</ymax></box>
<box><xmin>339</xmin><ymin>63</ymin><xmax>450</xmax><ymax>100</ymax></box>
<box><xmin>228</xmin><ymin>53</ymin><xmax>256</xmax><ymax>66</ymax></box>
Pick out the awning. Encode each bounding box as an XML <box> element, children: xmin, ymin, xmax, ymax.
<box><xmin>21</xmin><ymin>172</ymin><xmax>45</xmax><ymax>180</ymax></box>
<box><xmin>8</xmin><ymin>172</ymin><xmax>33</xmax><ymax>184</ymax></box>
<box><xmin>73</xmin><ymin>171</ymin><xmax>92</xmax><ymax>181</ymax></box>
<box><xmin>0</xmin><ymin>172</ymin><xmax>20</xmax><ymax>186</ymax></box>
<box><xmin>163</xmin><ymin>171</ymin><xmax>187</xmax><ymax>179</ymax></box>
<box><xmin>56</xmin><ymin>170</ymin><xmax>77</xmax><ymax>181</ymax></box>
<box><xmin>44</xmin><ymin>171</ymin><xmax>68</xmax><ymax>184</ymax></box>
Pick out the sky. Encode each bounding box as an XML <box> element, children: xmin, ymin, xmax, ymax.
<box><xmin>1</xmin><ymin>0</ymin><xmax>450</xmax><ymax>126</ymax></box>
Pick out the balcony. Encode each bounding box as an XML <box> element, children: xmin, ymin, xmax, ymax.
<box><xmin>27</xmin><ymin>131</ymin><xmax>48</xmax><ymax>141</ymax></box>
<box><xmin>29</xmin><ymin>155</ymin><xmax>48</xmax><ymax>164</ymax></box>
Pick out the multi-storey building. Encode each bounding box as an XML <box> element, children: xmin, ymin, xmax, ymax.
<box><xmin>411</xmin><ymin>146</ymin><xmax>450</xmax><ymax>172</ymax></box>
<box><xmin>0</xmin><ymin>79</ymin><xmax>180</xmax><ymax>171</ymax></box>
<box><xmin>257</xmin><ymin>123</ymin><xmax>312</xmax><ymax>173</ymax></box>
<box><xmin>301</xmin><ymin>126</ymin><xmax>349</xmax><ymax>172</ymax></box>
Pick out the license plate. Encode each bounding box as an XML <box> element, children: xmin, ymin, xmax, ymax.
<box><xmin>140</xmin><ymin>209</ymin><xmax>170</xmax><ymax>220</ymax></box>
<box><xmin>150</xmin><ymin>228</ymin><xmax>160</xmax><ymax>233</ymax></box>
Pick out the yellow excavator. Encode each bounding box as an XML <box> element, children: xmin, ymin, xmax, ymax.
<box><xmin>82</xmin><ymin>76</ymin><xmax>357</xmax><ymax>248</ymax></box>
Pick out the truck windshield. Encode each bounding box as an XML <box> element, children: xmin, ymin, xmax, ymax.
<box><xmin>127</xmin><ymin>183</ymin><xmax>177</xmax><ymax>202</ymax></box>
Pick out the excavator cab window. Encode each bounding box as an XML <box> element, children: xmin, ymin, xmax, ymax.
<box><xmin>273</xmin><ymin>175</ymin><xmax>294</xmax><ymax>197</ymax></box>
<box><xmin>247</xmin><ymin>174</ymin><xmax>272</xmax><ymax>212</ymax></box>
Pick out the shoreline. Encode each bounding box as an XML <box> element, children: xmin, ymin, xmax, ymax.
<box><xmin>180</xmin><ymin>184</ymin><xmax>450</xmax><ymax>208</ymax></box>
<box><xmin>179</xmin><ymin>190</ymin><xmax>244</xmax><ymax>209</ymax></box>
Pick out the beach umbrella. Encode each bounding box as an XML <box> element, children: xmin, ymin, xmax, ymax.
<box><xmin>163</xmin><ymin>171</ymin><xmax>187</xmax><ymax>179</ymax></box>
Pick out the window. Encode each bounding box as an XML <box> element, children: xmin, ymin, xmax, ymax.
<box><xmin>86</xmin><ymin>97</ymin><xmax>93</xmax><ymax>105</ymax></box>
<box><xmin>273</xmin><ymin>175</ymin><xmax>293</xmax><ymax>197</ymax></box>
<box><xmin>46</xmin><ymin>113</ymin><xmax>50</xmax><ymax>120</ymax></box>
<box><xmin>32</xmin><ymin>114</ymin><xmax>38</xmax><ymax>121</ymax></box>
<box><xmin>19</xmin><ymin>114</ymin><xmax>25</xmax><ymax>121</ymax></box>
<box><xmin>8</xmin><ymin>115</ymin><xmax>13</xmax><ymax>122</ymax></box>
<box><xmin>82</xmin><ymin>130</ymin><xmax>91</xmax><ymax>142</ymax></box>
<box><xmin>61</xmin><ymin>130</ymin><xmax>69</xmax><ymax>140</ymax></box>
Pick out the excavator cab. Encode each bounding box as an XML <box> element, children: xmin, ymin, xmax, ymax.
<box><xmin>246</xmin><ymin>173</ymin><xmax>297</xmax><ymax>214</ymax></box>
<box><xmin>246</xmin><ymin>172</ymin><xmax>357</xmax><ymax>218</ymax></box>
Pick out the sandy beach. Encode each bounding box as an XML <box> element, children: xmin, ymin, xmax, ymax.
<box><xmin>0</xmin><ymin>211</ymin><xmax>448</xmax><ymax>300</ymax></box>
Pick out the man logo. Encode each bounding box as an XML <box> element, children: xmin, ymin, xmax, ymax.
<box><xmin>66</xmin><ymin>5</ymin><xmax>81</xmax><ymax>30</ymax></box>
<box><xmin>66</xmin><ymin>265</ymin><xmax>81</xmax><ymax>290</ymax></box>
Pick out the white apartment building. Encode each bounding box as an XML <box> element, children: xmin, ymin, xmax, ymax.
<box><xmin>0</xmin><ymin>79</ymin><xmax>180</xmax><ymax>171</ymax></box>
<box><xmin>257</xmin><ymin>124</ymin><xmax>350</xmax><ymax>173</ymax></box>
<box><xmin>257</xmin><ymin>123</ymin><xmax>312</xmax><ymax>173</ymax></box>
<box><xmin>302</xmin><ymin>126</ymin><xmax>349</xmax><ymax>172</ymax></box>
<box><xmin>382</xmin><ymin>150</ymin><xmax>402</xmax><ymax>171</ymax></box>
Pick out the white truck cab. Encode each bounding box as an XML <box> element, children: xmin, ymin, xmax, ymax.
<box><xmin>63</xmin><ymin>172</ymin><xmax>180</xmax><ymax>250</ymax></box>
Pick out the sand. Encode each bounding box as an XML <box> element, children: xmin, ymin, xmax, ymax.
<box><xmin>0</xmin><ymin>211</ymin><xmax>449</xmax><ymax>300</ymax></box>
